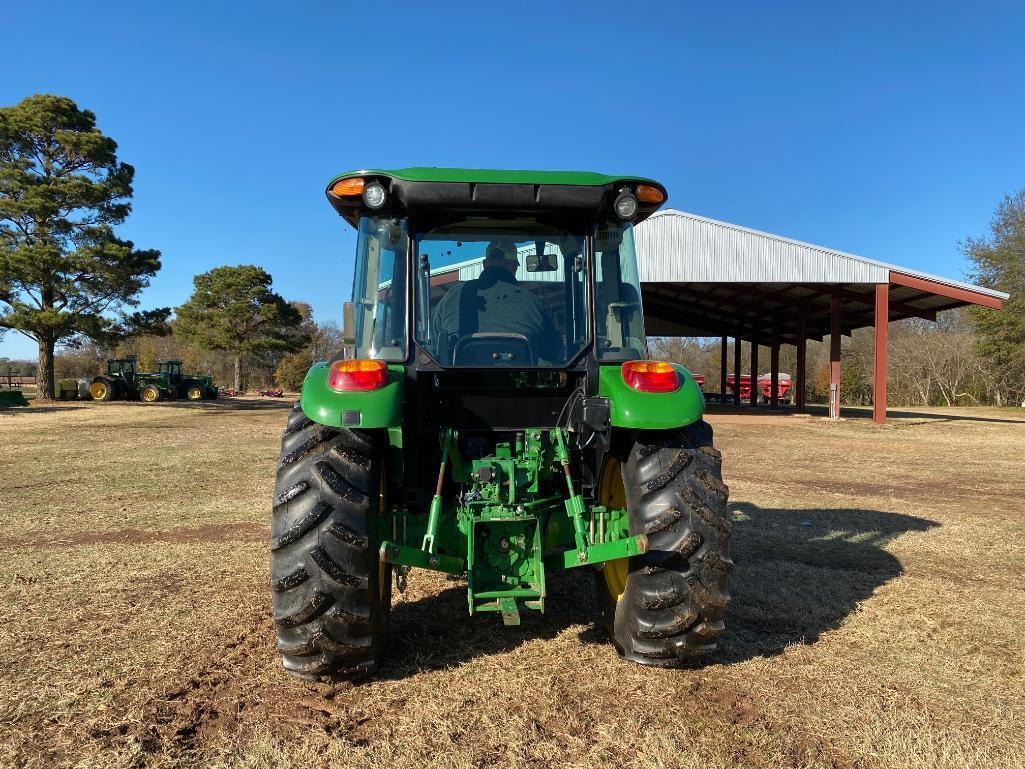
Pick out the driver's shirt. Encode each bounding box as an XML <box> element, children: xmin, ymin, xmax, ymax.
<box><xmin>430</xmin><ymin>266</ymin><xmax>563</xmax><ymax>363</ymax></box>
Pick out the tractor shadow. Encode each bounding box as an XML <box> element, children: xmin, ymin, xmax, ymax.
<box><xmin>380</xmin><ymin>570</ymin><xmax>597</xmax><ymax>680</ymax></box>
<box><xmin>157</xmin><ymin>398</ymin><xmax>294</xmax><ymax>412</ymax></box>
<box><xmin>379</xmin><ymin>502</ymin><xmax>936</xmax><ymax>677</ymax></box>
<box><xmin>0</xmin><ymin>404</ymin><xmax>87</xmax><ymax>415</ymax></box>
<box><xmin>712</xmin><ymin>501</ymin><xmax>937</xmax><ymax>663</ymax></box>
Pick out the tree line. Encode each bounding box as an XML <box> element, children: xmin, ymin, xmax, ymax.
<box><xmin>0</xmin><ymin>95</ymin><xmax>325</xmax><ymax>396</ymax></box>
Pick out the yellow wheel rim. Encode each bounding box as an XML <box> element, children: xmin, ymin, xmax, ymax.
<box><xmin>599</xmin><ymin>458</ymin><xmax>629</xmax><ymax>601</ymax></box>
<box><xmin>89</xmin><ymin>382</ymin><xmax>107</xmax><ymax>400</ymax></box>
<box><xmin>142</xmin><ymin>387</ymin><xmax>158</xmax><ymax>402</ymax></box>
<box><xmin>188</xmin><ymin>387</ymin><xmax>202</xmax><ymax>400</ymax></box>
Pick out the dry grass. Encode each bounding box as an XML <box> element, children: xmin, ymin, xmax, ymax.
<box><xmin>0</xmin><ymin>398</ymin><xmax>1023</xmax><ymax>769</ymax></box>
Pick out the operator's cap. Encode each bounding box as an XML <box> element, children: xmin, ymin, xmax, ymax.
<box><xmin>485</xmin><ymin>241</ymin><xmax>519</xmax><ymax>264</ymax></box>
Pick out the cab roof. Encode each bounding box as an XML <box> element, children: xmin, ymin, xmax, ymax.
<box><xmin>325</xmin><ymin>167</ymin><xmax>668</xmax><ymax>227</ymax></box>
<box><xmin>327</xmin><ymin>167</ymin><xmax>661</xmax><ymax>187</ymax></box>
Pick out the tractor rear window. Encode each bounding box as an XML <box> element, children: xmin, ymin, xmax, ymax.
<box><xmin>414</xmin><ymin>221</ymin><xmax>587</xmax><ymax>367</ymax></box>
<box><xmin>351</xmin><ymin>216</ymin><xmax>409</xmax><ymax>362</ymax></box>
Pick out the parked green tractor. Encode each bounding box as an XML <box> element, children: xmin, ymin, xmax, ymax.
<box><xmin>89</xmin><ymin>357</ymin><xmax>204</xmax><ymax>402</ymax></box>
<box><xmin>90</xmin><ymin>357</ymin><xmax>150</xmax><ymax>401</ymax></box>
<box><xmin>156</xmin><ymin>360</ymin><xmax>218</xmax><ymax>401</ymax></box>
<box><xmin>271</xmin><ymin>168</ymin><xmax>731</xmax><ymax>679</ymax></box>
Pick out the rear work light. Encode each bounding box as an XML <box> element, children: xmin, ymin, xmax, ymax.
<box><xmin>327</xmin><ymin>359</ymin><xmax>388</xmax><ymax>392</ymax></box>
<box><xmin>622</xmin><ymin>360</ymin><xmax>680</xmax><ymax>393</ymax></box>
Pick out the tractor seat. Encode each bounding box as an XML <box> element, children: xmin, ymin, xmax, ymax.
<box><xmin>452</xmin><ymin>333</ymin><xmax>536</xmax><ymax>366</ymax></box>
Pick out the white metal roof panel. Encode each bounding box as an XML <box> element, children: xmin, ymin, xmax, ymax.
<box><xmin>635</xmin><ymin>209</ymin><xmax>1008</xmax><ymax>300</ymax></box>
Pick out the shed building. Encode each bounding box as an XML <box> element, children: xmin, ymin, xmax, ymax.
<box><xmin>634</xmin><ymin>209</ymin><xmax>1008</xmax><ymax>422</ymax></box>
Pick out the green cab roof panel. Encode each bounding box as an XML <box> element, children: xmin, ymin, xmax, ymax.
<box><xmin>328</xmin><ymin>167</ymin><xmax>661</xmax><ymax>187</ymax></box>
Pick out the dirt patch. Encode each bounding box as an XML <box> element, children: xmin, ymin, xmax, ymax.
<box><xmin>0</xmin><ymin>521</ymin><xmax>266</xmax><ymax>550</ymax></box>
<box><xmin>706</xmin><ymin>410</ymin><xmax>817</xmax><ymax>425</ymax></box>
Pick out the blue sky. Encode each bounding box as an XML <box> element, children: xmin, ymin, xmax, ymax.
<box><xmin>3</xmin><ymin>0</ymin><xmax>1023</xmax><ymax>359</ymax></box>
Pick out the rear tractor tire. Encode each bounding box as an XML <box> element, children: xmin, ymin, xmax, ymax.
<box><xmin>270</xmin><ymin>403</ymin><xmax>391</xmax><ymax>680</ymax></box>
<box><xmin>89</xmin><ymin>377</ymin><xmax>115</xmax><ymax>402</ymax></box>
<box><xmin>595</xmin><ymin>420</ymin><xmax>732</xmax><ymax>666</ymax></box>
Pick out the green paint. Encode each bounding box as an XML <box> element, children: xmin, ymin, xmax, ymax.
<box><xmin>328</xmin><ymin>166</ymin><xmax>662</xmax><ymax>188</ymax></box>
<box><xmin>299</xmin><ymin>362</ymin><xmax>404</xmax><ymax>428</ymax></box>
<box><xmin>598</xmin><ymin>363</ymin><xmax>705</xmax><ymax>429</ymax></box>
<box><xmin>379</xmin><ymin>541</ymin><xmax>464</xmax><ymax>575</ymax></box>
<box><xmin>546</xmin><ymin>534</ymin><xmax>648</xmax><ymax>571</ymax></box>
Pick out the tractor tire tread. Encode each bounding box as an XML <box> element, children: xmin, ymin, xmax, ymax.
<box><xmin>274</xmin><ymin>480</ymin><xmax>311</xmax><ymax>509</ymax></box>
<box><xmin>598</xmin><ymin>420</ymin><xmax>732</xmax><ymax>666</ymax></box>
<box><xmin>271</xmin><ymin>403</ymin><xmax>389</xmax><ymax>680</ymax></box>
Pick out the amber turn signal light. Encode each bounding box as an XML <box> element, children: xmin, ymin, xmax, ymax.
<box><xmin>622</xmin><ymin>360</ymin><xmax>680</xmax><ymax>393</ymax></box>
<box><xmin>636</xmin><ymin>184</ymin><xmax>666</xmax><ymax>204</ymax></box>
<box><xmin>327</xmin><ymin>359</ymin><xmax>388</xmax><ymax>392</ymax></box>
<box><xmin>331</xmin><ymin>177</ymin><xmax>365</xmax><ymax>197</ymax></box>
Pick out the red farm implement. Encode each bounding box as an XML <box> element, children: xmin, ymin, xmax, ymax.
<box><xmin>726</xmin><ymin>373</ymin><xmax>793</xmax><ymax>404</ymax></box>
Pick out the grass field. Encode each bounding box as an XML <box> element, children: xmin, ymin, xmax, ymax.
<box><xmin>1</xmin><ymin>398</ymin><xmax>1023</xmax><ymax>769</ymax></box>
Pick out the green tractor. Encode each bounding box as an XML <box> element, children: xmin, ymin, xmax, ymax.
<box><xmin>271</xmin><ymin>168</ymin><xmax>731</xmax><ymax>679</ymax></box>
<box><xmin>90</xmin><ymin>357</ymin><xmax>175</xmax><ymax>402</ymax></box>
<box><xmin>156</xmin><ymin>360</ymin><xmax>218</xmax><ymax>401</ymax></box>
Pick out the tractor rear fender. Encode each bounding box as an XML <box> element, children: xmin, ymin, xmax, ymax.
<box><xmin>299</xmin><ymin>361</ymin><xmax>404</xmax><ymax>429</ymax></box>
<box><xmin>598</xmin><ymin>363</ymin><xmax>704</xmax><ymax>429</ymax></box>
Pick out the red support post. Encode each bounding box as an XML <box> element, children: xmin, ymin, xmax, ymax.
<box><xmin>720</xmin><ymin>335</ymin><xmax>728</xmax><ymax>400</ymax></box>
<box><xmin>749</xmin><ymin>342</ymin><xmax>759</xmax><ymax>407</ymax></box>
<box><xmin>770</xmin><ymin>342</ymin><xmax>780</xmax><ymax>410</ymax></box>
<box><xmin>830</xmin><ymin>295</ymin><xmax>842</xmax><ymax>419</ymax></box>
<box><xmin>733</xmin><ymin>337</ymin><xmax>742</xmax><ymax>406</ymax></box>
<box><xmin>873</xmin><ymin>283</ymin><xmax>890</xmax><ymax>424</ymax></box>
<box><xmin>796</xmin><ymin>315</ymin><xmax>807</xmax><ymax>413</ymax></box>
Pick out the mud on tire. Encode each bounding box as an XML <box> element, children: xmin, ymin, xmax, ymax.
<box><xmin>597</xmin><ymin>419</ymin><xmax>732</xmax><ymax>665</ymax></box>
<box><xmin>271</xmin><ymin>403</ymin><xmax>391</xmax><ymax>680</ymax></box>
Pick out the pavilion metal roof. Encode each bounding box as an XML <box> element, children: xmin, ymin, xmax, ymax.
<box><xmin>634</xmin><ymin>209</ymin><xmax>1007</xmax><ymax>342</ymax></box>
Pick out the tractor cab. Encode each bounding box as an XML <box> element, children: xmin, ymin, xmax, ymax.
<box><xmin>107</xmin><ymin>357</ymin><xmax>138</xmax><ymax>383</ymax></box>
<box><xmin>157</xmin><ymin>360</ymin><xmax>184</xmax><ymax>387</ymax></box>
<box><xmin>89</xmin><ymin>357</ymin><xmax>139</xmax><ymax>401</ymax></box>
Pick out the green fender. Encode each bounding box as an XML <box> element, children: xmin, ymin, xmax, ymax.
<box><xmin>598</xmin><ymin>363</ymin><xmax>705</xmax><ymax>430</ymax></box>
<box><xmin>299</xmin><ymin>362</ymin><xmax>404</xmax><ymax>428</ymax></box>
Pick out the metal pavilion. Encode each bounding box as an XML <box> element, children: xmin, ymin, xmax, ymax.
<box><xmin>634</xmin><ymin>209</ymin><xmax>1008</xmax><ymax>423</ymax></box>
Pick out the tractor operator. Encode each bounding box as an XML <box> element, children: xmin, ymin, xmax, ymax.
<box><xmin>430</xmin><ymin>241</ymin><xmax>563</xmax><ymax>365</ymax></box>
